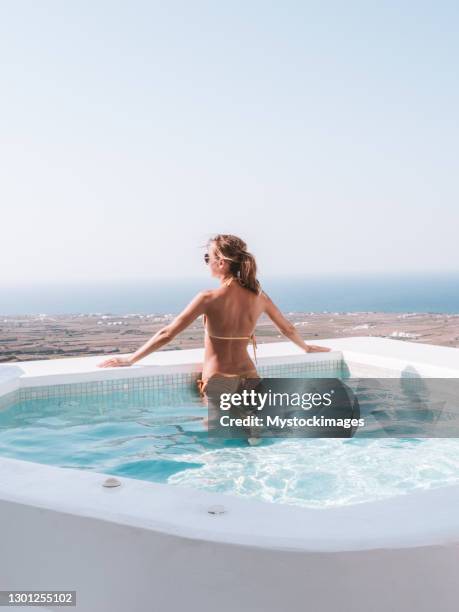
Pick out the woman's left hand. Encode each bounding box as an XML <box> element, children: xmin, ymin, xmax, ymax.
<box><xmin>98</xmin><ymin>356</ymin><xmax>134</xmax><ymax>368</ymax></box>
<box><xmin>305</xmin><ymin>345</ymin><xmax>332</xmax><ymax>353</ymax></box>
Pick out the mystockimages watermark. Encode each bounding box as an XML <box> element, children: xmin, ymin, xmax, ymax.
<box><xmin>205</xmin><ymin>377</ymin><xmax>459</xmax><ymax>440</ymax></box>
<box><xmin>219</xmin><ymin>412</ymin><xmax>364</xmax><ymax>430</ymax></box>
<box><xmin>206</xmin><ymin>377</ymin><xmax>361</xmax><ymax>439</ymax></box>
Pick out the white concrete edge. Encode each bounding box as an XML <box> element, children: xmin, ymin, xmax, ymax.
<box><xmin>0</xmin><ymin>378</ymin><xmax>20</xmax><ymax>397</ymax></box>
<box><xmin>1</xmin><ymin>456</ymin><xmax>459</xmax><ymax>554</ymax></box>
<box><xmin>344</xmin><ymin>351</ymin><xmax>459</xmax><ymax>378</ymax></box>
<box><xmin>1</xmin><ymin>336</ymin><xmax>459</xmax><ymax>395</ymax></box>
<box><xmin>0</xmin><ymin>344</ymin><xmax>344</xmax><ymax>393</ymax></box>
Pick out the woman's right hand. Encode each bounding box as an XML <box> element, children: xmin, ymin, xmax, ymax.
<box><xmin>98</xmin><ymin>356</ymin><xmax>135</xmax><ymax>368</ymax></box>
<box><xmin>305</xmin><ymin>344</ymin><xmax>332</xmax><ymax>353</ymax></box>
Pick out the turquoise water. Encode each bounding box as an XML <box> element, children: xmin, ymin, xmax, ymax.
<box><xmin>2</xmin><ymin>372</ymin><xmax>459</xmax><ymax>508</ymax></box>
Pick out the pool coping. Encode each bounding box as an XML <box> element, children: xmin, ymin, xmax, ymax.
<box><xmin>1</xmin><ymin>336</ymin><xmax>459</xmax><ymax>553</ymax></box>
<box><xmin>2</xmin><ymin>336</ymin><xmax>459</xmax><ymax>395</ymax></box>
<box><xmin>2</xmin><ymin>454</ymin><xmax>459</xmax><ymax>553</ymax></box>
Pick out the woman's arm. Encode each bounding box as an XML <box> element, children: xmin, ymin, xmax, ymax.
<box><xmin>263</xmin><ymin>293</ymin><xmax>331</xmax><ymax>353</ymax></box>
<box><xmin>98</xmin><ymin>291</ymin><xmax>210</xmax><ymax>368</ymax></box>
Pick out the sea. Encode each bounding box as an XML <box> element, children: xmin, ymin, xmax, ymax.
<box><xmin>1</xmin><ymin>272</ymin><xmax>458</xmax><ymax>316</ymax></box>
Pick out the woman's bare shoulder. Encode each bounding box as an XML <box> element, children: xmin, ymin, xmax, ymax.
<box><xmin>197</xmin><ymin>288</ymin><xmax>217</xmax><ymax>298</ymax></box>
<box><xmin>197</xmin><ymin>287</ymin><xmax>223</xmax><ymax>304</ymax></box>
<box><xmin>258</xmin><ymin>289</ymin><xmax>271</xmax><ymax>305</ymax></box>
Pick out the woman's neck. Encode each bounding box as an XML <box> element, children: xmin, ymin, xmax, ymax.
<box><xmin>220</xmin><ymin>274</ymin><xmax>234</xmax><ymax>287</ymax></box>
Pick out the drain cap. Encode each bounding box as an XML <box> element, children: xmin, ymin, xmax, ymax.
<box><xmin>102</xmin><ymin>477</ymin><xmax>121</xmax><ymax>488</ymax></box>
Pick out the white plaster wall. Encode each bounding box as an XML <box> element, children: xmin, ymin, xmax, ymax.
<box><xmin>1</xmin><ymin>495</ymin><xmax>458</xmax><ymax>612</ymax></box>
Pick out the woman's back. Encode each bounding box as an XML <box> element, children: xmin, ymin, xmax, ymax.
<box><xmin>202</xmin><ymin>277</ymin><xmax>265</xmax><ymax>378</ymax></box>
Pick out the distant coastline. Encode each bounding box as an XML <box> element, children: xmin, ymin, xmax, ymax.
<box><xmin>2</xmin><ymin>272</ymin><xmax>459</xmax><ymax>362</ymax></box>
<box><xmin>1</xmin><ymin>272</ymin><xmax>459</xmax><ymax>316</ymax></box>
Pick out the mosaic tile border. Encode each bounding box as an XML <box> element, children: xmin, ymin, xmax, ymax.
<box><xmin>259</xmin><ymin>360</ymin><xmax>348</xmax><ymax>378</ymax></box>
<box><xmin>2</xmin><ymin>359</ymin><xmax>346</xmax><ymax>406</ymax></box>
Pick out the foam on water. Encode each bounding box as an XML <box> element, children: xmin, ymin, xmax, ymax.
<box><xmin>168</xmin><ymin>438</ymin><xmax>459</xmax><ymax>508</ymax></box>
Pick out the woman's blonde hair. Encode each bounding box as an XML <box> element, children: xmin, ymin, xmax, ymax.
<box><xmin>208</xmin><ymin>234</ymin><xmax>261</xmax><ymax>294</ymax></box>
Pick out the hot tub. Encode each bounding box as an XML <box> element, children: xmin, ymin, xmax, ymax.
<box><xmin>1</xmin><ymin>337</ymin><xmax>458</xmax><ymax>612</ymax></box>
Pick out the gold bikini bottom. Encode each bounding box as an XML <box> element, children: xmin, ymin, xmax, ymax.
<box><xmin>196</xmin><ymin>368</ymin><xmax>260</xmax><ymax>399</ymax></box>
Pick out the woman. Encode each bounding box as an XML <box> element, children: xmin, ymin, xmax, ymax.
<box><xmin>98</xmin><ymin>234</ymin><xmax>331</xmax><ymax>395</ymax></box>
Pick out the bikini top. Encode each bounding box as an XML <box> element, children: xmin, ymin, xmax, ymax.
<box><xmin>203</xmin><ymin>277</ymin><xmax>258</xmax><ymax>363</ymax></box>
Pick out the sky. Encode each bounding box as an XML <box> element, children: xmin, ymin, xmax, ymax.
<box><xmin>1</xmin><ymin>0</ymin><xmax>458</xmax><ymax>285</ymax></box>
